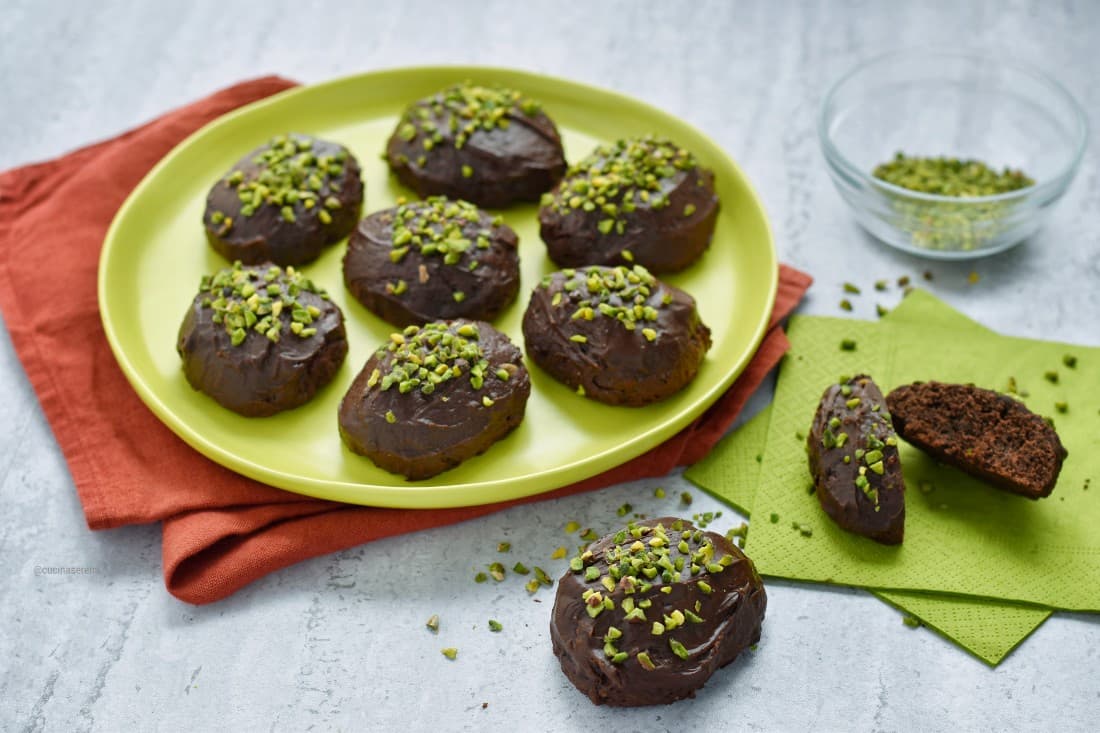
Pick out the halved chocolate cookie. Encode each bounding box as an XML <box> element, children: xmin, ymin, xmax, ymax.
<box><xmin>807</xmin><ymin>374</ymin><xmax>905</xmax><ymax>544</ymax></box>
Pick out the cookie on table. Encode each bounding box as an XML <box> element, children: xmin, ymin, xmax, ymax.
<box><xmin>807</xmin><ymin>374</ymin><xmax>906</xmax><ymax>544</ymax></box>
<box><xmin>384</xmin><ymin>82</ymin><xmax>566</xmax><ymax>208</ymax></box>
<box><xmin>203</xmin><ymin>134</ymin><xmax>363</xmax><ymax>266</ymax></box>
<box><xmin>887</xmin><ymin>381</ymin><xmax>1067</xmax><ymax>499</ymax></box>
<box><xmin>538</xmin><ymin>136</ymin><xmax>719</xmax><ymax>273</ymax></box>
<box><xmin>551</xmin><ymin>517</ymin><xmax>767</xmax><ymax>707</ymax></box>
<box><xmin>177</xmin><ymin>261</ymin><xmax>348</xmax><ymax>417</ymax></box>
<box><xmin>338</xmin><ymin>320</ymin><xmax>530</xmax><ymax>480</ymax></box>
<box><xmin>343</xmin><ymin>197</ymin><xmax>520</xmax><ymax>327</ymax></box>
<box><xmin>521</xmin><ymin>265</ymin><xmax>711</xmax><ymax>406</ymax></box>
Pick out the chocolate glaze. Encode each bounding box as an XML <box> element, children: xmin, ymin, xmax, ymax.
<box><xmin>338</xmin><ymin>320</ymin><xmax>530</xmax><ymax>479</ymax></box>
<box><xmin>550</xmin><ymin>518</ymin><xmax>766</xmax><ymax>707</ymax></box>
<box><xmin>385</xmin><ymin>89</ymin><xmax>566</xmax><ymax>208</ymax></box>
<box><xmin>176</xmin><ymin>265</ymin><xmax>348</xmax><ymax>417</ymax></box>
<box><xmin>808</xmin><ymin>375</ymin><xmax>905</xmax><ymax>544</ymax></box>
<box><xmin>521</xmin><ymin>267</ymin><xmax>711</xmax><ymax>406</ymax></box>
<box><xmin>539</xmin><ymin>148</ymin><xmax>719</xmax><ymax>273</ymax></box>
<box><xmin>203</xmin><ymin>135</ymin><xmax>364</xmax><ymax>266</ymax></box>
<box><xmin>343</xmin><ymin>201</ymin><xmax>520</xmax><ymax>327</ymax></box>
<box><xmin>887</xmin><ymin>381</ymin><xmax>1067</xmax><ymax>499</ymax></box>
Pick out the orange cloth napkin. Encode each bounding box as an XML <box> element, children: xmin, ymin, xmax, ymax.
<box><xmin>0</xmin><ymin>76</ymin><xmax>812</xmax><ymax>604</ymax></box>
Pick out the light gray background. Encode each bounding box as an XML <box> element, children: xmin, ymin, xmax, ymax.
<box><xmin>2</xmin><ymin>1</ymin><xmax>1098</xmax><ymax>731</ymax></box>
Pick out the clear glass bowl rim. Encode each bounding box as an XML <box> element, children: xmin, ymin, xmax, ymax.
<box><xmin>819</xmin><ymin>48</ymin><xmax>1090</xmax><ymax>205</ymax></box>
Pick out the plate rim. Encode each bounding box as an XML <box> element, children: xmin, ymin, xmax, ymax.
<box><xmin>98</xmin><ymin>65</ymin><xmax>778</xmax><ymax>508</ymax></box>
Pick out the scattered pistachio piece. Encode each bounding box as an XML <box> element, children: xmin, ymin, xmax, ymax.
<box><xmin>488</xmin><ymin>619</ymin><xmax>503</xmax><ymax>632</ymax></box>
<box><xmin>441</xmin><ymin>647</ymin><xmax>458</xmax><ymax>660</ymax></box>
<box><xmin>426</xmin><ymin>614</ymin><xmax>440</xmax><ymax>632</ymax></box>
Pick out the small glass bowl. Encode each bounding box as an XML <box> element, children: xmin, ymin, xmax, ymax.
<box><xmin>820</xmin><ymin>50</ymin><xmax>1087</xmax><ymax>259</ymax></box>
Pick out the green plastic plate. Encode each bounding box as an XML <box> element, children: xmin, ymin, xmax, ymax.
<box><xmin>98</xmin><ymin>67</ymin><xmax>777</xmax><ymax>508</ymax></box>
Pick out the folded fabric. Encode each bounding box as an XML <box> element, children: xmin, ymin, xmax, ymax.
<box><xmin>0</xmin><ymin>75</ymin><xmax>812</xmax><ymax>604</ymax></box>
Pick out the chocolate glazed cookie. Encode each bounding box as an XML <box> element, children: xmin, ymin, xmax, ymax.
<box><xmin>343</xmin><ymin>197</ymin><xmax>520</xmax><ymax>327</ymax></box>
<box><xmin>807</xmin><ymin>374</ymin><xmax>905</xmax><ymax>544</ymax></box>
<box><xmin>338</xmin><ymin>320</ymin><xmax>530</xmax><ymax>480</ymax></box>
<box><xmin>385</xmin><ymin>83</ymin><xmax>566</xmax><ymax>208</ymax></box>
<box><xmin>522</xmin><ymin>265</ymin><xmax>711</xmax><ymax>406</ymax></box>
<box><xmin>177</xmin><ymin>262</ymin><xmax>348</xmax><ymax>417</ymax></box>
<box><xmin>551</xmin><ymin>518</ymin><xmax>767</xmax><ymax>707</ymax></box>
<box><xmin>538</xmin><ymin>136</ymin><xmax>719</xmax><ymax>273</ymax></box>
<box><xmin>204</xmin><ymin>134</ymin><xmax>364</xmax><ymax>266</ymax></box>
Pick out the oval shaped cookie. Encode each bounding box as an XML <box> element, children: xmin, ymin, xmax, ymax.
<box><xmin>176</xmin><ymin>262</ymin><xmax>348</xmax><ymax>417</ymax></box>
<box><xmin>538</xmin><ymin>136</ymin><xmax>719</xmax><ymax>273</ymax></box>
<box><xmin>343</xmin><ymin>197</ymin><xmax>520</xmax><ymax>327</ymax></box>
<box><xmin>521</xmin><ymin>265</ymin><xmax>711</xmax><ymax>406</ymax></box>
<box><xmin>203</xmin><ymin>134</ymin><xmax>364</xmax><ymax>266</ymax></box>
<box><xmin>338</xmin><ymin>320</ymin><xmax>530</xmax><ymax>479</ymax></box>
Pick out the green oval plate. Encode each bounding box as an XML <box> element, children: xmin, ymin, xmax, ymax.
<box><xmin>99</xmin><ymin>67</ymin><xmax>777</xmax><ymax>509</ymax></box>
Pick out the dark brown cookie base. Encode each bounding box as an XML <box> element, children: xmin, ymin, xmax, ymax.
<box><xmin>886</xmin><ymin>381</ymin><xmax>1067</xmax><ymax>499</ymax></box>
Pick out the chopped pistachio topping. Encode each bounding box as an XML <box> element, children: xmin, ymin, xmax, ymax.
<box><xmin>395</xmin><ymin>83</ymin><xmax>542</xmax><ymax>151</ymax></box>
<box><xmin>426</xmin><ymin>614</ymin><xmax>440</xmax><ymax>632</ymax></box>
<box><xmin>564</xmin><ymin>521</ymin><xmax>581</xmax><ymax>534</ymax></box>
<box><xmin>512</xmin><ymin>562</ymin><xmax>529</xmax><ymax>574</ymax></box>
<box><xmin>488</xmin><ymin>619</ymin><xmax>503</xmax><ymax>632</ymax></box>
<box><xmin>368</xmin><ymin>321</ymin><xmax>507</xmax><ymax>400</ymax></box>
<box><xmin>389</xmin><ymin>197</ymin><xmax>499</xmax><ymax>280</ymax></box>
<box><xmin>197</xmin><ymin>261</ymin><xmax>328</xmax><ymax>346</ymax></box>
<box><xmin>843</xmin><ymin>282</ymin><xmax>861</xmax><ymax>294</ymax></box>
<box><xmin>570</xmin><ymin>519</ymin><xmax>735</xmax><ymax>660</ymax></box>
<box><xmin>840</xmin><ymin>338</ymin><xmax>857</xmax><ymax>351</ymax></box>
<box><xmin>873</xmin><ymin>153</ymin><xmax>1034</xmax><ymax>196</ymax></box>
<box><xmin>441</xmin><ymin>647</ymin><xmax>458</xmax><ymax>660</ymax></box>
<box><xmin>543</xmin><ymin>136</ymin><xmax>699</xmax><ymax>237</ymax></box>
<box><xmin>544</xmin><ymin>264</ymin><xmax>667</xmax><ymax>344</ymax></box>
<box><xmin>221</xmin><ymin>134</ymin><xmax>348</xmax><ymax>226</ymax></box>
<box><xmin>1063</xmin><ymin>354</ymin><xmax>1078</xmax><ymax>369</ymax></box>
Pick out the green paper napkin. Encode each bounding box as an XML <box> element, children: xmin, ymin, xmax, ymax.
<box><xmin>685</xmin><ymin>291</ymin><xmax>1060</xmax><ymax>665</ymax></box>
<box><xmin>687</xmin><ymin>406</ymin><xmax>1051</xmax><ymax>665</ymax></box>
<box><xmin>748</xmin><ymin>292</ymin><xmax>1100</xmax><ymax>610</ymax></box>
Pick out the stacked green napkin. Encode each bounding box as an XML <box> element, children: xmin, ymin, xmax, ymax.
<box><xmin>687</xmin><ymin>290</ymin><xmax>1098</xmax><ymax>664</ymax></box>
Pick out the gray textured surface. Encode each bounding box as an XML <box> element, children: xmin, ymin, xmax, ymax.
<box><xmin>2</xmin><ymin>1</ymin><xmax>1099</xmax><ymax>730</ymax></box>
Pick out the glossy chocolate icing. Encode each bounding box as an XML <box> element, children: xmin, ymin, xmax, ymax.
<box><xmin>385</xmin><ymin>85</ymin><xmax>566</xmax><ymax>208</ymax></box>
<box><xmin>337</xmin><ymin>320</ymin><xmax>530</xmax><ymax>479</ymax></box>
<box><xmin>176</xmin><ymin>263</ymin><xmax>347</xmax><ymax>417</ymax></box>
<box><xmin>521</xmin><ymin>266</ymin><xmax>711</xmax><ymax>406</ymax></box>
<box><xmin>343</xmin><ymin>199</ymin><xmax>520</xmax><ymax>327</ymax></box>
<box><xmin>538</xmin><ymin>139</ymin><xmax>719</xmax><ymax>273</ymax></box>
<box><xmin>550</xmin><ymin>517</ymin><xmax>766</xmax><ymax>707</ymax></box>
<box><xmin>808</xmin><ymin>374</ymin><xmax>905</xmax><ymax>544</ymax></box>
<box><xmin>203</xmin><ymin>135</ymin><xmax>363</xmax><ymax>266</ymax></box>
